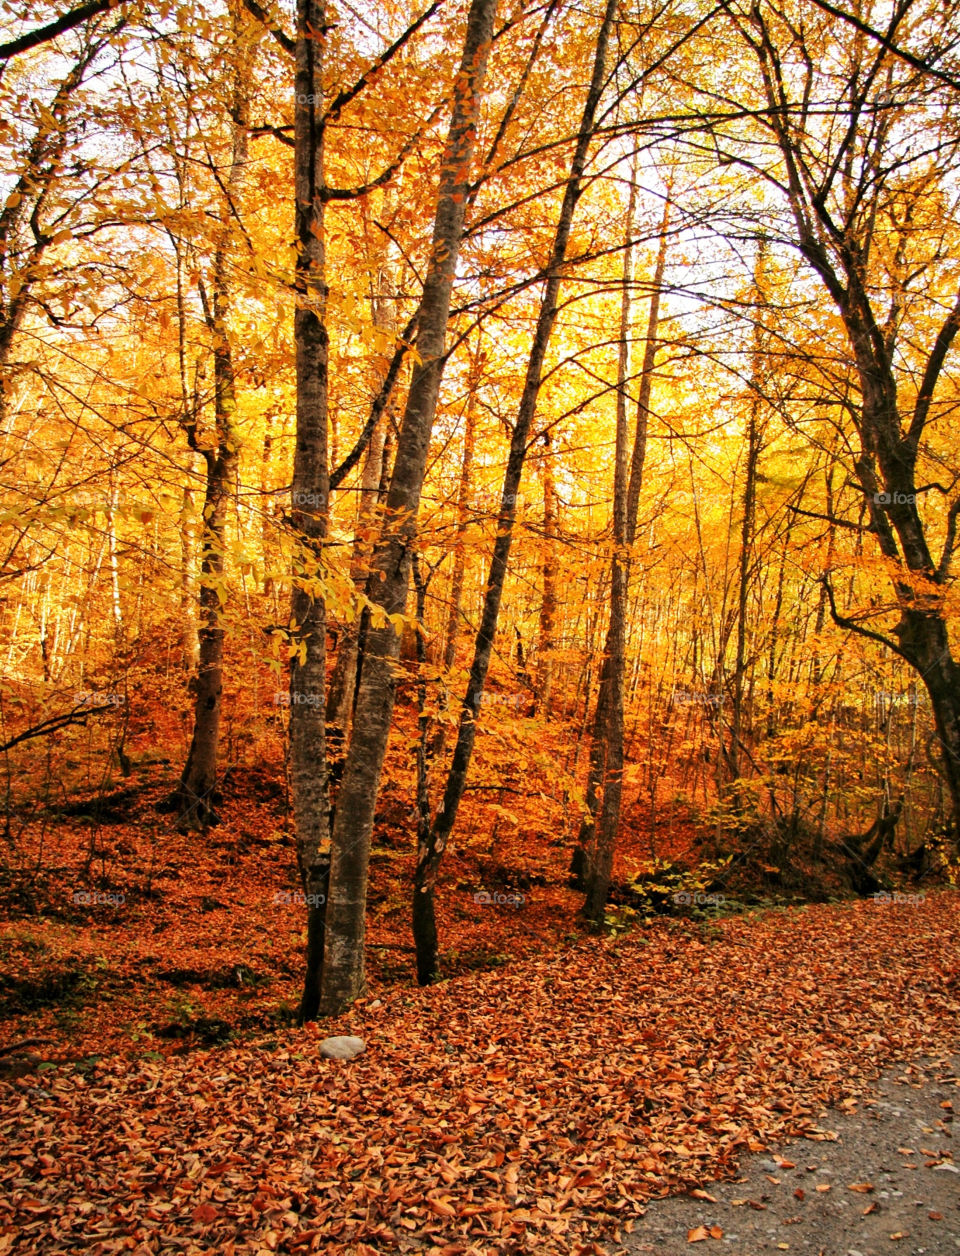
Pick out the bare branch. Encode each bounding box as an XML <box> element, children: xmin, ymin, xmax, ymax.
<box><xmin>819</xmin><ymin>576</ymin><xmax>910</xmax><ymax>663</ymax></box>
<box><xmin>787</xmin><ymin>505</ymin><xmax>875</xmax><ymax>533</ymax></box>
<box><xmin>804</xmin><ymin>0</ymin><xmax>960</xmax><ymax>94</ymax></box>
<box><xmin>241</xmin><ymin>0</ymin><xmax>295</xmax><ymax>55</ymax></box>
<box><xmin>0</xmin><ymin>0</ymin><xmax>120</xmax><ymax>60</ymax></box>
<box><xmin>907</xmin><ymin>288</ymin><xmax>960</xmax><ymax>452</ymax></box>
<box><xmin>330</xmin><ymin>314</ymin><xmax>416</xmax><ymax>489</ymax></box>
<box><xmin>322</xmin><ymin>0</ymin><xmax>443</xmax><ymax>125</ymax></box>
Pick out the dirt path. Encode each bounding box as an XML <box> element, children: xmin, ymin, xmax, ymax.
<box><xmin>623</xmin><ymin>1054</ymin><xmax>959</xmax><ymax>1255</ymax></box>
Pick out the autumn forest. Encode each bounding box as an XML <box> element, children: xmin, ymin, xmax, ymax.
<box><xmin>3</xmin><ymin>0</ymin><xmax>960</xmax><ymax>1248</ymax></box>
<box><xmin>2</xmin><ymin>0</ymin><xmax>960</xmax><ymax>1104</ymax></box>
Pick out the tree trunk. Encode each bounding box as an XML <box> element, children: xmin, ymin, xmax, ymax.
<box><xmin>442</xmin><ymin>346</ymin><xmax>481</xmax><ymax>672</ymax></box>
<box><xmin>288</xmin><ymin>0</ymin><xmax>333</xmax><ymax>1022</ymax></box>
<box><xmin>179</xmin><ymin>483</ymin><xmax>200</xmax><ymax>669</ymax></box>
<box><xmin>326</xmin><ymin>411</ymin><xmax>387</xmax><ymax>734</ymax></box>
<box><xmin>413</xmin><ymin>0</ymin><xmax>620</xmax><ymax>982</ymax></box>
<box><xmin>319</xmin><ymin>0</ymin><xmax>499</xmax><ymax>1015</ymax></box>
<box><xmin>747</xmin><ymin>10</ymin><xmax>960</xmax><ymax>839</ymax></box>
<box><xmin>580</xmin><ymin>189</ymin><xmax>670</xmax><ymax>919</ymax></box>
<box><xmin>535</xmin><ymin>431</ymin><xmax>558</xmax><ymax>714</ymax></box>
<box><xmin>727</xmin><ymin>239</ymin><xmax>767</xmax><ymax>793</ymax></box>
<box><xmin>327</xmin><ymin>221</ymin><xmax>398</xmax><ymax>739</ymax></box>
<box><xmin>175</xmin><ymin>34</ymin><xmax>252</xmax><ymax>829</ymax></box>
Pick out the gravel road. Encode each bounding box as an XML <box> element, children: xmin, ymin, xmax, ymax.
<box><xmin>622</xmin><ymin>1054</ymin><xmax>959</xmax><ymax>1256</ymax></box>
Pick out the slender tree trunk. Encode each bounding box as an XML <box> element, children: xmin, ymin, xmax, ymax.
<box><xmin>260</xmin><ymin>411</ymin><xmax>275</xmax><ymax>597</ymax></box>
<box><xmin>535</xmin><ymin>431</ymin><xmax>558</xmax><ymax>714</ymax></box>
<box><xmin>413</xmin><ymin>0</ymin><xmax>619</xmax><ymax>982</ymax></box>
<box><xmin>326</xmin><ymin>258</ymin><xmax>396</xmax><ymax>738</ymax></box>
<box><xmin>326</xmin><ymin>411</ymin><xmax>387</xmax><ymax>733</ymax></box>
<box><xmin>105</xmin><ymin>476</ymin><xmax>123</xmax><ymax>635</ymax></box>
<box><xmin>175</xmin><ymin>37</ymin><xmax>252</xmax><ymax>829</ymax></box>
<box><xmin>429</xmin><ymin>351</ymin><xmax>481</xmax><ymax>762</ymax></box>
<box><xmin>727</xmin><ymin>243</ymin><xmax>766</xmax><ymax>792</ymax></box>
<box><xmin>442</xmin><ymin>347</ymin><xmax>481</xmax><ymax>672</ymax></box>
<box><xmin>580</xmin><ymin>190</ymin><xmax>670</xmax><ymax>919</ymax></box>
<box><xmin>290</xmin><ymin>0</ymin><xmax>333</xmax><ymax>1023</ymax></box>
<box><xmin>318</xmin><ymin>0</ymin><xmax>499</xmax><ymax>1015</ymax></box>
<box><xmin>327</xmin><ymin>209</ymin><xmax>399</xmax><ymax>737</ymax></box>
<box><xmin>179</xmin><ymin>482</ymin><xmax>200</xmax><ymax>669</ymax></box>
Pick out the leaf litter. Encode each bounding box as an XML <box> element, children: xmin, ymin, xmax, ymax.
<box><xmin>1</xmin><ymin>892</ymin><xmax>958</xmax><ymax>1254</ymax></box>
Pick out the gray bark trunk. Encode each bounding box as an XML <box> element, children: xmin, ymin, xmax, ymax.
<box><xmin>580</xmin><ymin>192</ymin><xmax>670</xmax><ymax>917</ymax></box>
<box><xmin>175</xmin><ymin>34</ymin><xmax>252</xmax><ymax>829</ymax></box>
<box><xmin>319</xmin><ymin>0</ymin><xmax>500</xmax><ymax>1014</ymax></box>
<box><xmin>414</xmin><ymin>0</ymin><xmax>620</xmax><ymax>981</ymax></box>
<box><xmin>290</xmin><ymin>0</ymin><xmax>332</xmax><ymax>1022</ymax></box>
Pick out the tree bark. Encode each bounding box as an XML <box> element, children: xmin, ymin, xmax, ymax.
<box><xmin>318</xmin><ymin>0</ymin><xmax>499</xmax><ymax>1015</ymax></box>
<box><xmin>413</xmin><ymin>0</ymin><xmax>620</xmax><ymax>982</ymax></box>
<box><xmin>290</xmin><ymin>0</ymin><xmax>332</xmax><ymax>1022</ymax></box>
<box><xmin>580</xmin><ymin>189</ymin><xmax>670</xmax><ymax>920</ymax></box>
<box><xmin>535</xmin><ymin>431</ymin><xmax>558</xmax><ymax>715</ymax></box>
<box><xmin>726</xmin><ymin>239</ymin><xmax>767</xmax><ymax>794</ymax></box>
<box><xmin>442</xmin><ymin>346</ymin><xmax>481</xmax><ymax>672</ymax></box>
<box><xmin>175</xmin><ymin>30</ymin><xmax>253</xmax><ymax>830</ymax></box>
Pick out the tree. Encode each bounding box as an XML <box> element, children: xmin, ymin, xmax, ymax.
<box><xmin>579</xmin><ymin>184</ymin><xmax>670</xmax><ymax>922</ymax></box>
<box><xmin>723</xmin><ymin>0</ymin><xmax>960</xmax><ymax>839</ymax></box>
<box><xmin>412</xmin><ymin>0</ymin><xmax>621</xmax><ymax>984</ymax></box>
<box><xmin>316</xmin><ymin>0</ymin><xmax>500</xmax><ymax>1014</ymax></box>
<box><xmin>174</xmin><ymin>5</ymin><xmax>259</xmax><ymax>830</ymax></box>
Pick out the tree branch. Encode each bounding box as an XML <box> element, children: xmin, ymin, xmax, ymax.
<box><xmin>907</xmin><ymin>287</ymin><xmax>960</xmax><ymax>453</ymax></box>
<box><xmin>937</xmin><ymin>495</ymin><xmax>960</xmax><ymax>582</ymax></box>
<box><xmin>329</xmin><ymin>314</ymin><xmax>416</xmax><ymax>489</ymax></box>
<box><xmin>0</xmin><ymin>0</ymin><xmax>120</xmax><ymax>59</ymax></box>
<box><xmin>787</xmin><ymin>504</ymin><xmax>875</xmax><ymax>533</ymax></box>
<box><xmin>241</xmin><ymin>0</ymin><xmax>295</xmax><ymax>55</ymax></box>
<box><xmin>804</xmin><ymin>0</ymin><xmax>960</xmax><ymax>94</ymax></box>
<box><xmin>322</xmin><ymin>0</ymin><xmax>443</xmax><ymax>125</ymax></box>
<box><xmin>819</xmin><ymin>576</ymin><xmax>910</xmax><ymax>663</ymax></box>
<box><xmin>322</xmin><ymin>106</ymin><xmax>442</xmax><ymax>202</ymax></box>
<box><xmin>0</xmin><ymin>706</ymin><xmax>103</xmax><ymax>754</ymax></box>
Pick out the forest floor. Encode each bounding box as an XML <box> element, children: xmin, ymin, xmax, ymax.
<box><xmin>0</xmin><ymin>694</ymin><xmax>867</xmax><ymax>1065</ymax></box>
<box><xmin>0</xmin><ymin>753</ymin><xmax>678</xmax><ymax>1062</ymax></box>
<box><xmin>0</xmin><ymin>889</ymin><xmax>958</xmax><ymax>1254</ymax></box>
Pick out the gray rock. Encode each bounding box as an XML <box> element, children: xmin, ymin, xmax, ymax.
<box><xmin>319</xmin><ymin>1035</ymin><xmax>365</xmax><ymax>1061</ymax></box>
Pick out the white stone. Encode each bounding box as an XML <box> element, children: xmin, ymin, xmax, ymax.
<box><xmin>319</xmin><ymin>1035</ymin><xmax>365</xmax><ymax>1061</ymax></box>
